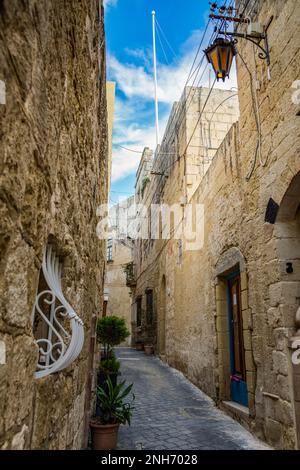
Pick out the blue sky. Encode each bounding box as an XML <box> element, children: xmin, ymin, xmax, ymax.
<box><xmin>104</xmin><ymin>0</ymin><xmax>236</xmax><ymax>201</ymax></box>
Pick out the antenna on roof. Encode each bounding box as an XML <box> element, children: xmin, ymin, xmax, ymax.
<box><xmin>152</xmin><ymin>11</ymin><xmax>160</xmax><ymax>148</ymax></box>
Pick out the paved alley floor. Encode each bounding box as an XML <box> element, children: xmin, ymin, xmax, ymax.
<box><xmin>116</xmin><ymin>348</ymin><xmax>269</xmax><ymax>451</ymax></box>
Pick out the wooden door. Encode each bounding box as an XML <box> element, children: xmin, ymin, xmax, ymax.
<box><xmin>227</xmin><ymin>273</ymin><xmax>248</xmax><ymax>406</ymax></box>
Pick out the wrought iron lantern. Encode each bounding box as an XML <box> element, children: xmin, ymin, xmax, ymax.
<box><xmin>205</xmin><ymin>3</ymin><xmax>272</xmax><ymax>81</ymax></box>
<box><xmin>204</xmin><ymin>37</ymin><xmax>237</xmax><ymax>82</ymax></box>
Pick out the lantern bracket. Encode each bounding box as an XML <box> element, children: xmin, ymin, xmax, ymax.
<box><xmin>218</xmin><ymin>30</ymin><xmax>270</xmax><ymax>66</ymax></box>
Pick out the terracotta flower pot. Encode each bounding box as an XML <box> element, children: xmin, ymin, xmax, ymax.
<box><xmin>90</xmin><ymin>421</ymin><xmax>120</xmax><ymax>450</ymax></box>
<box><xmin>135</xmin><ymin>342</ymin><xmax>144</xmax><ymax>351</ymax></box>
<box><xmin>144</xmin><ymin>345</ymin><xmax>154</xmax><ymax>355</ymax></box>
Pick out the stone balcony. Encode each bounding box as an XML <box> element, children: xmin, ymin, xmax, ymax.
<box><xmin>124</xmin><ymin>261</ymin><xmax>136</xmax><ymax>287</ymax></box>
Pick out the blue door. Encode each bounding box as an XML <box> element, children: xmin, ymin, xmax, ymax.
<box><xmin>227</xmin><ymin>273</ymin><xmax>248</xmax><ymax>407</ymax></box>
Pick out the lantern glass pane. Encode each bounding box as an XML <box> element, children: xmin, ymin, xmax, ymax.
<box><xmin>209</xmin><ymin>48</ymin><xmax>220</xmax><ymax>74</ymax></box>
<box><xmin>227</xmin><ymin>52</ymin><xmax>234</xmax><ymax>76</ymax></box>
<box><xmin>220</xmin><ymin>46</ymin><xmax>230</xmax><ymax>72</ymax></box>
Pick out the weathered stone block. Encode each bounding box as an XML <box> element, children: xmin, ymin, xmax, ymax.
<box><xmin>241</xmin><ymin>290</ymin><xmax>248</xmax><ymax>311</ymax></box>
<box><xmin>272</xmin><ymin>350</ymin><xmax>289</xmax><ymax>376</ymax></box>
<box><xmin>2</xmin><ymin>239</ymin><xmax>33</xmax><ymax>329</ymax></box>
<box><xmin>293</xmin><ymin>374</ymin><xmax>300</xmax><ymax>402</ymax></box>
<box><xmin>279</xmin><ymin>304</ymin><xmax>299</xmax><ymax>329</ymax></box>
<box><xmin>243</xmin><ymin>329</ymin><xmax>252</xmax><ymax>351</ymax></box>
<box><xmin>265</xmin><ymin>418</ymin><xmax>283</xmax><ymax>446</ymax></box>
<box><xmin>11</xmin><ymin>424</ymin><xmax>29</xmax><ymax>450</ymax></box>
<box><xmin>4</xmin><ymin>335</ymin><xmax>37</xmax><ymax>432</ymax></box>
<box><xmin>267</xmin><ymin>307</ymin><xmax>282</xmax><ymax>328</ymax></box>
<box><xmin>246</xmin><ymin>371</ymin><xmax>256</xmax><ymax>393</ymax></box>
<box><xmin>273</xmin><ymin>328</ymin><xmax>289</xmax><ymax>351</ymax></box>
<box><xmin>215</xmin><ymin>284</ymin><xmax>226</xmax><ymax>301</ymax></box>
<box><xmin>216</xmin><ymin>315</ymin><xmax>228</xmax><ymax>333</ymax></box>
<box><xmin>240</xmin><ymin>271</ymin><xmax>248</xmax><ymax>292</ymax></box>
<box><xmin>269</xmin><ymin>282</ymin><xmax>300</xmax><ymax>308</ymax></box>
<box><xmin>277</xmin><ymin>374</ymin><xmax>293</xmax><ymax>402</ymax></box>
<box><xmin>245</xmin><ymin>350</ymin><xmax>255</xmax><ymax>372</ymax></box>
<box><xmin>242</xmin><ymin>309</ymin><xmax>253</xmax><ymax>330</ymax></box>
<box><xmin>217</xmin><ymin>332</ymin><xmax>230</xmax><ymax>350</ymax></box>
<box><xmin>275</xmin><ymin>399</ymin><xmax>295</xmax><ymax>427</ymax></box>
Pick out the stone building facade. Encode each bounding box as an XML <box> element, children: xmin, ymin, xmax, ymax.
<box><xmin>0</xmin><ymin>0</ymin><xmax>108</xmax><ymax>449</ymax></box>
<box><xmin>131</xmin><ymin>0</ymin><xmax>300</xmax><ymax>449</ymax></box>
<box><xmin>131</xmin><ymin>87</ymin><xmax>239</xmax><ymax>348</ymax></box>
<box><xmin>104</xmin><ymin>198</ymin><xmax>135</xmax><ymax>345</ymax></box>
<box><xmin>104</xmin><ymin>238</ymin><xmax>133</xmax><ymax>345</ymax></box>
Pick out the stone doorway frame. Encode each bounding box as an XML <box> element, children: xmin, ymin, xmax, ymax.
<box><xmin>158</xmin><ymin>275</ymin><xmax>167</xmax><ymax>357</ymax></box>
<box><xmin>215</xmin><ymin>248</ymin><xmax>256</xmax><ymax>418</ymax></box>
<box><xmin>273</xmin><ymin>171</ymin><xmax>300</xmax><ymax>449</ymax></box>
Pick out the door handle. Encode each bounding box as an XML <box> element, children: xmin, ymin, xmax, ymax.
<box><xmin>230</xmin><ymin>375</ymin><xmax>241</xmax><ymax>382</ymax></box>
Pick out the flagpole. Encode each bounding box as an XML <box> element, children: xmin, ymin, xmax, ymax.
<box><xmin>152</xmin><ymin>10</ymin><xmax>159</xmax><ymax>148</ymax></box>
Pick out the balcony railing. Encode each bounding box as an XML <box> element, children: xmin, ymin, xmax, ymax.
<box><xmin>124</xmin><ymin>262</ymin><xmax>136</xmax><ymax>287</ymax></box>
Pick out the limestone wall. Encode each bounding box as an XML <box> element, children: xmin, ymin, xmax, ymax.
<box><xmin>163</xmin><ymin>0</ymin><xmax>300</xmax><ymax>448</ymax></box>
<box><xmin>105</xmin><ymin>240</ymin><xmax>132</xmax><ymax>345</ymax></box>
<box><xmin>0</xmin><ymin>0</ymin><xmax>108</xmax><ymax>449</ymax></box>
<box><xmin>132</xmin><ymin>87</ymin><xmax>239</xmax><ymax>349</ymax></box>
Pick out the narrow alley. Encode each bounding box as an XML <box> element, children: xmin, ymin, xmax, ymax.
<box><xmin>1</xmin><ymin>0</ymin><xmax>300</xmax><ymax>457</ymax></box>
<box><xmin>117</xmin><ymin>348</ymin><xmax>269</xmax><ymax>451</ymax></box>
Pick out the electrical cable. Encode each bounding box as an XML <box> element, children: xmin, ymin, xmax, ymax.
<box><xmin>155</xmin><ymin>22</ymin><xmax>171</xmax><ymax>66</ymax></box>
<box><xmin>143</xmin><ymin>78</ymin><xmax>217</xmax><ymax>212</ymax></box>
<box><xmin>155</xmin><ymin>18</ymin><xmax>178</xmax><ymax>61</ymax></box>
<box><xmin>236</xmin><ymin>50</ymin><xmax>262</xmax><ymax>180</ymax></box>
<box><xmin>143</xmin><ymin>0</ymin><xmax>235</xmax><ymax>210</ymax></box>
<box><xmin>128</xmin><ymin>1</ymin><xmax>258</xmax><ymax>282</ymax></box>
<box><xmin>151</xmin><ymin>0</ymin><xmax>235</xmax><ymax>173</ymax></box>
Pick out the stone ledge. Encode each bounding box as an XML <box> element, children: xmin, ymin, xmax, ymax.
<box><xmin>221</xmin><ymin>401</ymin><xmax>250</xmax><ymax>429</ymax></box>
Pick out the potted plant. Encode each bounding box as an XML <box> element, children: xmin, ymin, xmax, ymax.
<box><xmin>97</xmin><ymin>315</ymin><xmax>130</xmax><ymax>360</ymax></box>
<box><xmin>135</xmin><ymin>326</ymin><xmax>144</xmax><ymax>351</ymax></box>
<box><xmin>97</xmin><ymin>353</ymin><xmax>121</xmax><ymax>388</ymax></box>
<box><xmin>90</xmin><ymin>377</ymin><xmax>135</xmax><ymax>450</ymax></box>
<box><xmin>96</xmin><ymin>352</ymin><xmax>121</xmax><ymax>416</ymax></box>
<box><xmin>144</xmin><ymin>344</ymin><xmax>154</xmax><ymax>355</ymax></box>
<box><xmin>135</xmin><ymin>340</ymin><xmax>144</xmax><ymax>351</ymax></box>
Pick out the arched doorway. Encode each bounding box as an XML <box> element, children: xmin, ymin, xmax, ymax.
<box><xmin>159</xmin><ymin>275</ymin><xmax>166</xmax><ymax>356</ymax></box>
<box><xmin>274</xmin><ymin>171</ymin><xmax>300</xmax><ymax>448</ymax></box>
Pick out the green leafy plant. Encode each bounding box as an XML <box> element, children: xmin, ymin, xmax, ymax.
<box><xmin>97</xmin><ymin>316</ymin><xmax>130</xmax><ymax>358</ymax></box>
<box><xmin>96</xmin><ymin>377</ymin><xmax>135</xmax><ymax>425</ymax></box>
<box><xmin>98</xmin><ymin>356</ymin><xmax>121</xmax><ymax>375</ymax></box>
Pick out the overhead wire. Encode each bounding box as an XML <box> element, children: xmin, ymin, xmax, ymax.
<box><xmin>141</xmin><ymin>1</ymin><xmax>235</xmax><ymax>215</ymax></box>
<box><xmin>155</xmin><ymin>18</ymin><xmax>178</xmax><ymax>61</ymax></box>
<box><xmin>150</xmin><ymin>0</ymin><xmax>235</xmax><ymax>179</ymax></box>
<box><xmin>109</xmin><ymin>2</ymin><xmax>247</xmax><ymax>259</ymax></box>
<box><xmin>133</xmin><ymin>1</ymin><xmax>242</xmax><ymax>279</ymax></box>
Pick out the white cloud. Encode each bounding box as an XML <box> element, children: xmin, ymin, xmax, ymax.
<box><xmin>108</xmin><ymin>54</ymin><xmax>189</xmax><ymax>104</ymax></box>
<box><xmin>111</xmin><ymin>115</ymin><xmax>169</xmax><ymax>182</ymax></box>
<box><xmin>109</xmin><ymin>26</ymin><xmax>238</xmax><ymax>183</ymax></box>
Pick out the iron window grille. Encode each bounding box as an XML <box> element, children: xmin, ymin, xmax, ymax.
<box><xmin>31</xmin><ymin>245</ymin><xmax>84</xmax><ymax>378</ymax></box>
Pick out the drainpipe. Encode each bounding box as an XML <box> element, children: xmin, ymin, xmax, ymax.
<box><xmin>82</xmin><ymin>314</ymin><xmax>97</xmax><ymax>449</ymax></box>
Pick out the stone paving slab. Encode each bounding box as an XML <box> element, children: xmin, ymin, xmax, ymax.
<box><xmin>116</xmin><ymin>348</ymin><xmax>270</xmax><ymax>451</ymax></box>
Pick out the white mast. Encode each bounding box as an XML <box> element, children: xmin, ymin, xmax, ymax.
<box><xmin>152</xmin><ymin>10</ymin><xmax>159</xmax><ymax>147</ymax></box>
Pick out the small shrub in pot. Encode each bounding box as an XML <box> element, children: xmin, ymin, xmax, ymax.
<box><xmin>97</xmin><ymin>316</ymin><xmax>130</xmax><ymax>359</ymax></box>
<box><xmin>90</xmin><ymin>377</ymin><xmax>135</xmax><ymax>450</ymax></box>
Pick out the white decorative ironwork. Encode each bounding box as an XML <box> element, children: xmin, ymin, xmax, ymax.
<box><xmin>32</xmin><ymin>246</ymin><xmax>84</xmax><ymax>378</ymax></box>
<box><xmin>296</xmin><ymin>306</ymin><xmax>300</xmax><ymax>336</ymax></box>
